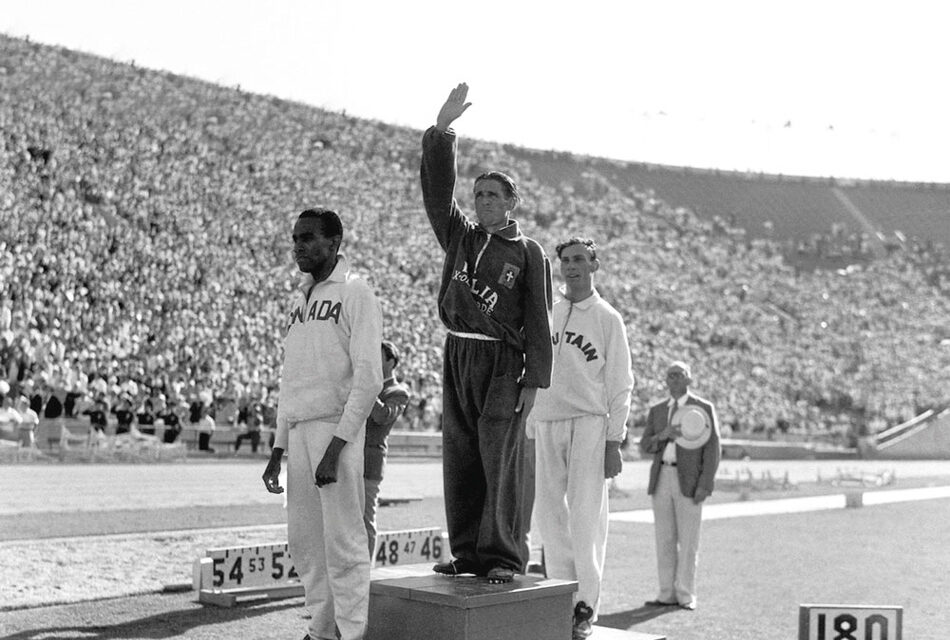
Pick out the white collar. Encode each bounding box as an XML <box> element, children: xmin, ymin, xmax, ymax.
<box><xmin>558</xmin><ymin>287</ymin><xmax>601</xmax><ymax>309</ymax></box>
<box><xmin>669</xmin><ymin>393</ymin><xmax>688</xmax><ymax>408</ymax></box>
<box><xmin>297</xmin><ymin>254</ymin><xmax>349</xmax><ymax>294</ymax></box>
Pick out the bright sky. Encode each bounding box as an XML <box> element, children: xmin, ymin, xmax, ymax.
<box><xmin>2</xmin><ymin>0</ymin><xmax>949</xmax><ymax>182</ymax></box>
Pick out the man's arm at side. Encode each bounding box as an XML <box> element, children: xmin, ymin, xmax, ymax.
<box><xmin>520</xmin><ymin>242</ymin><xmax>553</xmax><ymax>389</ymax></box>
<box><xmin>604</xmin><ymin>309</ymin><xmax>634</xmax><ymax>444</ymax></box>
<box><xmin>695</xmin><ymin>401</ymin><xmax>722</xmax><ymax>502</ymax></box>
<box><xmin>334</xmin><ymin>281</ymin><xmax>384</xmax><ymax>444</ymax></box>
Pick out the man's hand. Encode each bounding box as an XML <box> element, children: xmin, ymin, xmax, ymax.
<box><xmin>314</xmin><ymin>436</ymin><xmax>347</xmax><ymax>487</ymax></box>
<box><xmin>658</xmin><ymin>420</ymin><xmax>681</xmax><ymax>442</ymax></box>
<box><xmin>693</xmin><ymin>487</ymin><xmax>711</xmax><ymax>504</ymax></box>
<box><xmin>262</xmin><ymin>448</ymin><xmax>284</xmax><ymax>494</ymax></box>
<box><xmin>604</xmin><ymin>441</ymin><xmax>623</xmax><ymax>479</ymax></box>
<box><xmin>436</xmin><ymin>83</ymin><xmax>472</xmax><ymax>132</ymax></box>
<box><xmin>515</xmin><ymin>386</ymin><xmax>538</xmax><ymax>416</ymax></box>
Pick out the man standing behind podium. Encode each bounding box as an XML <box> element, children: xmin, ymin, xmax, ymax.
<box><xmin>530</xmin><ymin>237</ymin><xmax>634</xmax><ymax>639</ymax></box>
<box><xmin>421</xmin><ymin>82</ymin><xmax>553</xmax><ymax>584</ymax></box>
<box><xmin>364</xmin><ymin>340</ymin><xmax>411</xmax><ymax>558</ymax></box>
<box><xmin>262</xmin><ymin>208</ymin><xmax>383</xmax><ymax>640</ymax></box>
<box><xmin>639</xmin><ymin>361</ymin><xmax>720</xmax><ymax>612</ymax></box>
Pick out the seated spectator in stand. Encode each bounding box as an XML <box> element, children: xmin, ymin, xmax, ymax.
<box><xmin>158</xmin><ymin>396</ymin><xmax>183</xmax><ymax>444</ymax></box>
<box><xmin>85</xmin><ymin>397</ymin><xmax>110</xmax><ymax>433</ymax></box>
<box><xmin>29</xmin><ymin>383</ymin><xmax>44</xmax><ymax>416</ymax></box>
<box><xmin>197</xmin><ymin>404</ymin><xmax>216</xmax><ymax>453</ymax></box>
<box><xmin>113</xmin><ymin>394</ymin><xmax>135</xmax><ymax>435</ymax></box>
<box><xmin>137</xmin><ymin>398</ymin><xmax>157</xmax><ymax>435</ymax></box>
<box><xmin>40</xmin><ymin>378</ymin><xmax>67</xmax><ymax>435</ymax></box>
<box><xmin>364</xmin><ymin>340</ymin><xmax>411</xmax><ymax>557</ymax></box>
<box><xmin>234</xmin><ymin>403</ymin><xmax>263</xmax><ymax>453</ymax></box>
<box><xmin>15</xmin><ymin>394</ymin><xmax>39</xmax><ymax>449</ymax></box>
<box><xmin>0</xmin><ymin>381</ymin><xmax>22</xmax><ymax>443</ymax></box>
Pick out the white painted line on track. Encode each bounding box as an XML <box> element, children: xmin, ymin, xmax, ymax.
<box><xmin>861</xmin><ymin>484</ymin><xmax>950</xmax><ymax>505</ymax></box>
<box><xmin>0</xmin><ymin>523</ymin><xmax>286</xmax><ymax>547</ymax></box>
<box><xmin>610</xmin><ymin>485</ymin><xmax>950</xmax><ymax>524</ymax></box>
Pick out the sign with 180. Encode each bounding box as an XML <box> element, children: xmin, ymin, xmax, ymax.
<box><xmin>799</xmin><ymin>604</ymin><xmax>902</xmax><ymax>640</ymax></box>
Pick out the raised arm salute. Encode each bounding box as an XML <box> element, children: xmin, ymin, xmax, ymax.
<box><xmin>421</xmin><ymin>83</ymin><xmax>553</xmax><ymax>585</ymax></box>
<box><xmin>435</xmin><ymin>82</ymin><xmax>472</xmax><ymax>132</ymax></box>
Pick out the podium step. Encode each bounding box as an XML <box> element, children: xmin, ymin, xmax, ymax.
<box><xmin>367</xmin><ymin>573</ymin><xmax>576</xmax><ymax>640</ymax></box>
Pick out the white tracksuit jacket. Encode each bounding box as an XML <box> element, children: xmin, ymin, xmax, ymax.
<box><xmin>275</xmin><ymin>255</ymin><xmax>383</xmax><ymax>448</ymax></box>
<box><xmin>531</xmin><ymin>289</ymin><xmax>633</xmax><ymax>441</ymax></box>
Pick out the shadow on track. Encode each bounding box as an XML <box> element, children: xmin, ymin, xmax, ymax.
<box><xmin>597</xmin><ymin>604</ymin><xmax>682</xmax><ymax>629</ymax></box>
<box><xmin>1</xmin><ymin>598</ymin><xmax>301</xmax><ymax>639</ymax></box>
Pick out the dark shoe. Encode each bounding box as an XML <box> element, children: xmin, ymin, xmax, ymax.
<box><xmin>526</xmin><ymin>561</ymin><xmax>546</xmax><ymax>576</ymax></box>
<box><xmin>572</xmin><ymin>601</ymin><xmax>594</xmax><ymax>639</ymax></box>
<box><xmin>433</xmin><ymin>558</ymin><xmax>481</xmax><ymax>576</ymax></box>
<box><xmin>679</xmin><ymin>602</ymin><xmax>696</xmax><ymax>611</ymax></box>
<box><xmin>644</xmin><ymin>599</ymin><xmax>678</xmax><ymax>607</ymax></box>
<box><xmin>485</xmin><ymin>566</ymin><xmax>515</xmax><ymax>584</ymax></box>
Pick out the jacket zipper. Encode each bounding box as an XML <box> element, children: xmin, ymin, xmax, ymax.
<box><xmin>557</xmin><ymin>301</ymin><xmax>574</xmax><ymax>356</ymax></box>
<box><xmin>474</xmin><ymin>234</ymin><xmax>492</xmax><ymax>273</ymax></box>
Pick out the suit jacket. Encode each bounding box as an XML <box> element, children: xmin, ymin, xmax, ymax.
<box><xmin>638</xmin><ymin>393</ymin><xmax>721</xmax><ymax>498</ymax></box>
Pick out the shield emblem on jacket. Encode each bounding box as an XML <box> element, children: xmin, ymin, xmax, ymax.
<box><xmin>498</xmin><ymin>263</ymin><xmax>520</xmax><ymax>289</ymax></box>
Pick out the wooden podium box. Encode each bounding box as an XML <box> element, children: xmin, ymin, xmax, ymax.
<box><xmin>367</xmin><ymin>574</ymin><xmax>576</xmax><ymax>640</ymax></box>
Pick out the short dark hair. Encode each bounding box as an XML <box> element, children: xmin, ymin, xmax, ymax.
<box><xmin>475</xmin><ymin>171</ymin><xmax>520</xmax><ymax>204</ymax></box>
<box><xmin>299</xmin><ymin>208</ymin><xmax>343</xmax><ymax>239</ymax></box>
<box><xmin>555</xmin><ymin>237</ymin><xmax>597</xmax><ymax>260</ymax></box>
<box><xmin>381</xmin><ymin>340</ymin><xmax>400</xmax><ymax>365</ymax></box>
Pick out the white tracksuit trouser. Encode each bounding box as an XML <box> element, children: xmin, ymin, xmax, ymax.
<box><xmin>533</xmin><ymin>415</ymin><xmax>609</xmax><ymax>618</ymax></box>
<box><xmin>287</xmin><ymin>419</ymin><xmax>369</xmax><ymax>640</ymax></box>
<box><xmin>651</xmin><ymin>465</ymin><xmax>702</xmax><ymax>607</ymax></box>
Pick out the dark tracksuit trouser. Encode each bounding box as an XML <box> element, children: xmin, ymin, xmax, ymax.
<box><xmin>442</xmin><ymin>333</ymin><xmax>528</xmax><ymax>573</ymax></box>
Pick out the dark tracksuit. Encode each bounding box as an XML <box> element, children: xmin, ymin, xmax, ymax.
<box><xmin>421</xmin><ymin>126</ymin><xmax>553</xmax><ymax>573</ymax></box>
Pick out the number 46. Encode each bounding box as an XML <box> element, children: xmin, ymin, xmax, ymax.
<box><xmin>420</xmin><ymin>536</ymin><xmax>442</xmax><ymax>560</ymax></box>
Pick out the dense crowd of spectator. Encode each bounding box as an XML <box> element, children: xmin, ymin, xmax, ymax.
<box><xmin>1</xmin><ymin>35</ymin><xmax>948</xmax><ymax>450</ymax></box>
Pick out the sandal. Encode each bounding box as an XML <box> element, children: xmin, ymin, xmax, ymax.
<box><xmin>433</xmin><ymin>558</ymin><xmax>481</xmax><ymax>576</ymax></box>
<box><xmin>486</xmin><ymin>566</ymin><xmax>515</xmax><ymax>584</ymax></box>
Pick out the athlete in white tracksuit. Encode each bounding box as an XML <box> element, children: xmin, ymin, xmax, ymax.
<box><xmin>263</xmin><ymin>209</ymin><xmax>383</xmax><ymax>640</ymax></box>
<box><xmin>529</xmin><ymin>238</ymin><xmax>634</xmax><ymax>637</ymax></box>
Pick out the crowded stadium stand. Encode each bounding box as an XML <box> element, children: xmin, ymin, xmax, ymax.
<box><xmin>1</xmin><ymin>34</ymin><xmax>948</xmax><ymax>458</ymax></box>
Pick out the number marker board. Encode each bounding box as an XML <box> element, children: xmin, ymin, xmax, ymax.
<box><xmin>194</xmin><ymin>541</ymin><xmax>303</xmax><ymax>606</ymax></box>
<box><xmin>373</xmin><ymin>527</ymin><xmax>444</xmax><ymax>568</ymax></box>
<box><xmin>194</xmin><ymin>528</ymin><xmax>445</xmax><ymax>607</ymax></box>
<box><xmin>799</xmin><ymin>604</ymin><xmax>902</xmax><ymax>640</ymax></box>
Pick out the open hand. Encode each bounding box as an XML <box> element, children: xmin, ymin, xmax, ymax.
<box><xmin>436</xmin><ymin>83</ymin><xmax>472</xmax><ymax>131</ymax></box>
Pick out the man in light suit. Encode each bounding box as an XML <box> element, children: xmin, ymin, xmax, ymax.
<box><xmin>638</xmin><ymin>360</ymin><xmax>720</xmax><ymax>611</ymax></box>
